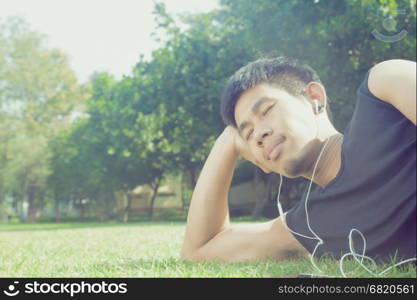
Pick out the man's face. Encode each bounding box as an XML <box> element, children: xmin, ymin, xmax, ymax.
<box><xmin>234</xmin><ymin>83</ymin><xmax>318</xmax><ymax>177</ymax></box>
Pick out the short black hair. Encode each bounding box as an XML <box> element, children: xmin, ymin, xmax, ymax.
<box><xmin>220</xmin><ymin>56</ymin><xmax>334</xmax><ymax>126</ymax></box>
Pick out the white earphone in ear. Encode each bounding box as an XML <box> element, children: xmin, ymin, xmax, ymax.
<box><xmin>313</xmin><ymin>99</ymin><xmax>320</xmax><ymax>114</ymax></box>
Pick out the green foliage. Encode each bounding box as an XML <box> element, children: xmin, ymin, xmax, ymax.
<box><xmin>48</xmin><ymin>0</ymin><xmax>416</xmax><ymax>219</ymax></box>
<box><xmin>0</xmin><ymin>16</ymin><xmax>86</xmax><ymax>221</ymax></box>
<box><xmin>2</xmin><ymin>1</ymin><xmax>416</xmax><ymax>221</ymax></box>
<box><xmin>218</xmin><ymin>0</ymin><xmax>416</xmax><ymax>130</ymax></box>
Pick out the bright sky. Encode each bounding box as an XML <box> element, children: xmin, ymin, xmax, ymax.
<box><xmin>0</xmin><ymin>0</ymin><xmax>219</xmax><ymax>83</ymax></box>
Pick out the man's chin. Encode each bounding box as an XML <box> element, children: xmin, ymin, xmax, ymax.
<box><xmin>263</xmin><ymin>155</ymin><xmax>301</xmax><ymax>178</ymax></box>
<box><xmin>283</xmin><ymin>160</ymin><xmax>305</xmax><ymax>178</ymax></box>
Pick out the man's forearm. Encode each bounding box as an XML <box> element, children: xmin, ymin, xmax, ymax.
<box><xmin>181</xmin><ymin>128</ymin><xmax>238</xmax><ymax>255</ymax></box>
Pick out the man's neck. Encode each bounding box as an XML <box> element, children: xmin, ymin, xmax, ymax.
<box><xmin>309</xmin><ymin>132</ymin><xmax>344</xmax><ymax>188</ymax></box>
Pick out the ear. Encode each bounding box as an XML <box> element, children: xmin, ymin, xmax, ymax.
<box><xmin>304</xmin><ymin>82</ymin><xmax>327</xmax><ymax>111</ymax></box>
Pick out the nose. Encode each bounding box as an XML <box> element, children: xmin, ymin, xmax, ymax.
<box><xmin>255</xmin><ymin>126</ymin><xmax>272</xmax><ymax>147</ymax></box>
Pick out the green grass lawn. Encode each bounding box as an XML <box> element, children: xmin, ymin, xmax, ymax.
<box><xmin>0</xmin><ymin>222</ymin><xmax>415</xmax><ymax>277</ymax></box>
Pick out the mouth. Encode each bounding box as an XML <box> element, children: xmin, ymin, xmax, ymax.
<box><xmin>265</xmin><ymin>136</ymin><xmax>286</xmax><ymax>161</ymax></box>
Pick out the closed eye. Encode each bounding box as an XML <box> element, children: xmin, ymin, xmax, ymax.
<box><xmin>246</xmin><ymin>128</ymin><xmax>254</xmax><ymax>140</ymax></box>
<box><xmin>246</xmin><ymin>105</ymin><xmax>275</xmax><ymax>140</ymax></box>
<box><xmin>262</xmin><ymin>105</ymin><xmax>274</xmax><ymax>116</ymax></box>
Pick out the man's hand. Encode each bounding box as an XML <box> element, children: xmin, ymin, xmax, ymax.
<box><xmin>223</xmin><ymin>126</ymin><xmax>270</xmax><ymax>173</ymax></box>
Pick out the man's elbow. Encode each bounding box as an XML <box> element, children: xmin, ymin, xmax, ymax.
<box><xmin>180</xmin><ymin>247</ymin><xmax>202</xmax><ymax>262</ymax></box>
<box><xmin>179</xmin><ymin>249</ymin><xmax>194</xmax><ymax>261</ymax></box>
<box><xmin>180</xmin><ymin>246</ymin><xmax>222</xmax><ymax>262</ymax></box>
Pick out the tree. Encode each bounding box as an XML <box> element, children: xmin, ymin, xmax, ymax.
<box><xmin>0</xmin><ymin>17</ymin><xmax>86</xmax><ymax>221</ymax></box>
<box><xmin>45</xmin><ymin>0</ymin><xmax>417</xmax><ymax>222</ymax></box>
<box><xmin>131</xmin><ymin>3</ymin><xmax>256</xmax><ymax>191</ymax></box>
<box><xmin>217</xmin><ymin>0</ymin><xmax>416</xmax><ymax>129</ymax></box>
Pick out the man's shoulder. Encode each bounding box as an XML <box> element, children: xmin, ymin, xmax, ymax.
<box><xmin>367</xmin><ymin>59</ymin><xmax>415</xmax><ymax>105</ymax></box>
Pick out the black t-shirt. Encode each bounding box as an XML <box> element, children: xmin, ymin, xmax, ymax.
<box><xmin>285</xmin><ymin>70</ymin><xmax>416</xmax><ymax>263</ymax></box>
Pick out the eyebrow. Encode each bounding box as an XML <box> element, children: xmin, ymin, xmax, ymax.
<box><xmin>237</xmin><ymin>97</ymin><xmax>275</xmax><ymax>135</ymax></box>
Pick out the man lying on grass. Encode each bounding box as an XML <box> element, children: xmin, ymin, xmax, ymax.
<box><xmin>180</xmin><ymin>57</ymin><xmax>416</xmax><ymax>265</ymax></box>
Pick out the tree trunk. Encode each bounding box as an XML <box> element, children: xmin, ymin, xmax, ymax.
<box><xmin>27</xmin><ymin>184</ymin><xmax>38</xmax><ymax>222</ymax></box>
<box><xmin>123</xmin><ymin>191</ymin><xmax>133</xmax><ymax>223</ymax></box>
<box><xmin>188</xmin><ymin>166</ymin><xmax>199</xmax><ymax>189</ymax></box>
<box><xmin>180</xmin><ymin>172</ymin><xmax>190</xmax><ymax>211</ymax></box>
<box><xmin>251</xmin><ymin>168</ymin><xmax>268</xmax><ymax>218</ymax></box>
<box><xmin>0</xmin><ymin>185</ymin><xmax>6</xmax><ymax>223</ymax></box>
<box><xmin>54</xmin><ymin>191</ymin><xmax>61</xmax><ymax>223</ymax></box>
<box><xmin>180</xmin><ymin>173</ymin><xmax>186</xmax><ymax>211</ymax></box>
<box><xmin>251</xmin><ymin>170</ymin><xmax>280</xmax><ymax>219</ymax></box>
<box><xmin>16</xmin><ymin>192</ymin><xmax>25</xmax><ymax>222</ymax></box>
<box><xmin>96</xmin><ymin>190</ymin><xmax>107</xmax><ymax>221</ymax></box>
<box><xmin>190</xmin><ymin>167</ymin><xmax>195</xmax><ymax>188</ymax></box>
<box><xmin>0</xmin><ymin>130</ymin><xmax>9</xmax><ymax>223</ymax></box>
<box><xmin>147</xmin><ymin>178</ymin><xmax>161</xmax><ymax>220</ymax></box>
<box><xmin>266</xmin><ymin>173</ymin><xmax>280</xmax><ymax>216</ymax></box>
